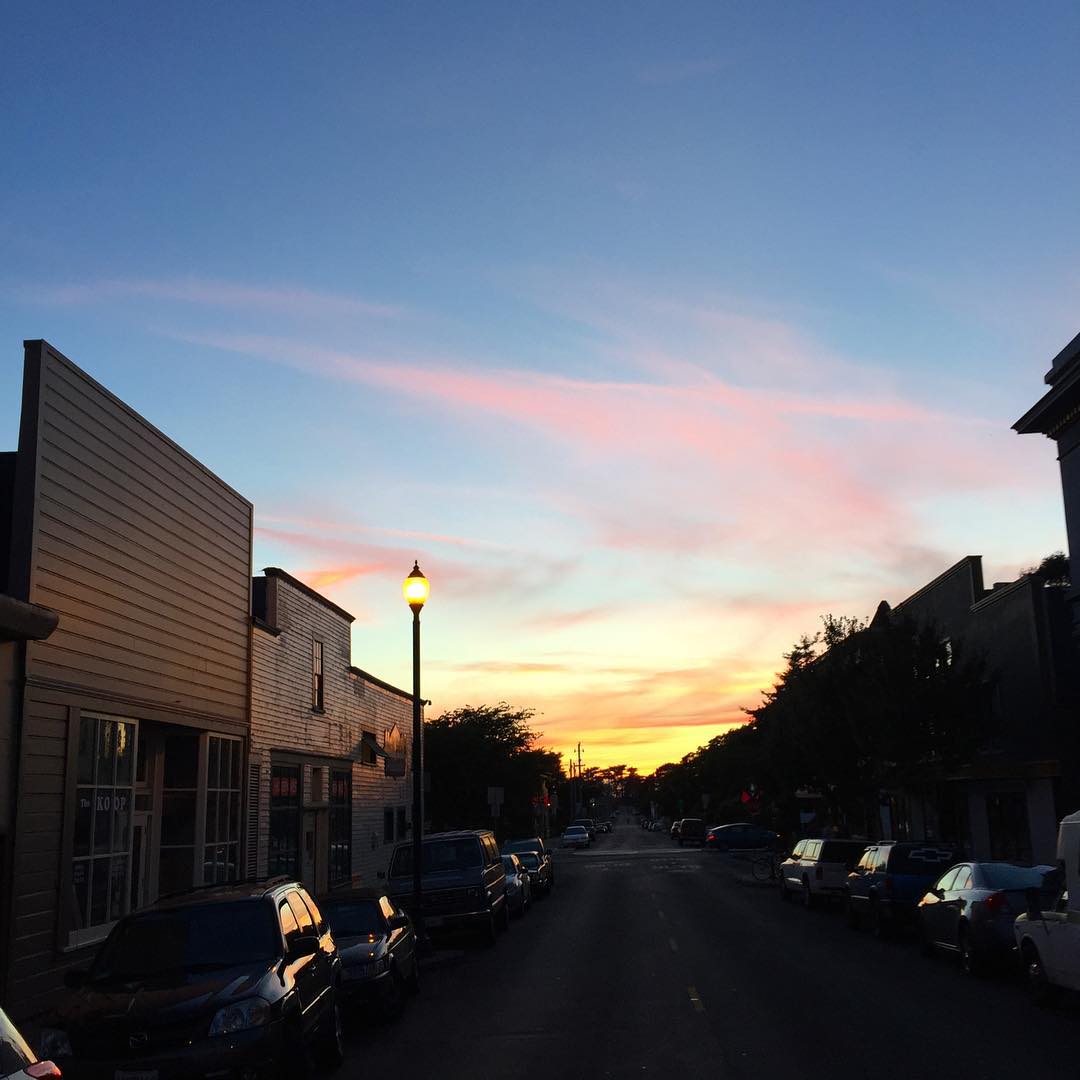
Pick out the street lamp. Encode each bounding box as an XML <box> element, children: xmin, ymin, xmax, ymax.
<box><xmin>403</xmin><ymin>561</ymin><xmax>429</xmax><ymax>936</ymax></box>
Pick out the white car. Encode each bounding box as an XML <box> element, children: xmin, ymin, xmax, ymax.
<box><xmin>1014</xmin><ymin>809</ymin><xmax>1080</xmax><ymax>1003</ymax></box>
<box><xmin>1</xmin><ymin>1006</ymin><xmax>61</xmax><ymax>1080</ymax></box>
<box><xmin>779</xmin><ymin>839</ymin><xmax>867</xmax><ymax>907</ymax></box>
<box><xmin>561</xmin><ymin>825</ymin><xmax>590</xmax><ymax>849</ymax></box>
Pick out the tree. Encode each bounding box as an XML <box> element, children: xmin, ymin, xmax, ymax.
<box><xmin>424</xmin><ymin>703</ymin><xmax>562</xmax><ymax>838</ymax></box>
<box><xmin>1022</xmin><ymin>551</ymin><xmax>1070</xmax><ymax>586</ymax></box>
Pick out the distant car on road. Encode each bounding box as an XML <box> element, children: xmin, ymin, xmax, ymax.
<box><xmin>677</xmin><ymin>818</ymin><xmax>706</xmax><ymax>847</ymax></box>
<box><xmin>562</xmin><ymin>825</ymin><xmax>590</xmax><ymax>849</ymax></box>
<box><xmin>501</xmin><ymin>854</ymin><xmax>532</xmax><ymax>916</ymax></box>
<box><xmin>845</xmin><ymin>840</ymin><xmax>964</xmax><ymax>936</ymax></box>
<box><xmin>571</xmin><ymin>818</ymin><xmax>598</xmax><ymax>840</ymax></box>
<box><xmin>705</xmin><ymin>824</ymin><xmax>779</xmax><ymax>852</ymax></box>
<box><xmin>917</xmin><ymin>862</ymin><xmax>1059</xmax><ymax>975</ymax></box>
<box><xmin>779</xmin><ymin>839</ymin><xmax>867</xmax><ymax>908</ymax></box>
<box><xmin>516</xmin><ymin>850</ymin><xmax>554</xmax><ymax>894</ymax></box>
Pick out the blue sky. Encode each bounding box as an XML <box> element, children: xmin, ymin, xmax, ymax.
<box><xmin>2</xmin><ymin>3</ymin><xmax>1077</xmax><ymax>769</ymax></box>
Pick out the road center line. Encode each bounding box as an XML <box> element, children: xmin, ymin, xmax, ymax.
<box><xmin>688</xmin><ymin>985</ymin><xmax>705</xmax><ymax>1013</ymax></box>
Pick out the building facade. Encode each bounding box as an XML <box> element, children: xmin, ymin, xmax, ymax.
<box><xmin>889</xmin><ymin>555</ymin><xmax>1076</xmax><ymax>863</ymax></box>
<box><xmin>0</xmin><ymin>341</ymin><xmax>254</xmax><ymax>1015</ymax></box>
<box><xmin>250</xmin><ymin>568</ymin><xmax>414</xmax><ymax>896</ymax></box>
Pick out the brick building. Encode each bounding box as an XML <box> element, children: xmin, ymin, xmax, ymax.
<box><xmin>249</xmin><ymin>568</ymin><xmax>414</xmax><ymax>895</ymax></box>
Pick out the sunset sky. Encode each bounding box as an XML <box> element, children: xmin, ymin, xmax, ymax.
<box><xmin>2</xmin><ymin>4</ymin><xmax>1078</xmax><ymax>772</ymax></box>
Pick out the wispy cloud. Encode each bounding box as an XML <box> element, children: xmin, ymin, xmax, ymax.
<box><xmin>19</xmin><ymin>277</ymin><xmax>407</xmax><ymax>321</ymax></box>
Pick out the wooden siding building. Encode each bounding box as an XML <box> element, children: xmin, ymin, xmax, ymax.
<box><xmin>0</xmin><ymin>341</ymin><xmax>253</xmax><ymax>1016</ymax></box>
<box><xmin>250</xmin><ymin>568</ymin><xmax>414</xmax><ymax>896</ymax></box>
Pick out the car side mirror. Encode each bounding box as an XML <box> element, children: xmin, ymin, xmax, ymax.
<box><xmin>289</xmin><ymin>935</ymin><xmax>319</xmax><ymax>959</ymax></box>
<box><xmin>64</xmin><ymin>968</ymin><xmax>89</xmax><ymax>989</ymax></box>
<box><xmin>1025</xmin><ymin>887</ymin><xmax>1044</xmax><ymax>921</ymax></box>
<box><xmin>930</xmin><ymin>887</ymin><xmax>944</xmax><ymax>900</ymax></box>
<box><xmin>388</xmin><ymin>914</ymin><xmax>409</xmax><ymax>931</ymax></box>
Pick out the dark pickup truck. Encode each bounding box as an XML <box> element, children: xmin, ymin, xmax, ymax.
<box><xmin>387</xmin><ymin>830</ymin><xmax>508</xmax><ymax>944</ymax></box>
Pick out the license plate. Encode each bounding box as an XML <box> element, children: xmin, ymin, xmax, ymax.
<box><xmin>115</xmin><ymin>1071</ymin><xmax>158</xmax><ymax>1080</ymax></box>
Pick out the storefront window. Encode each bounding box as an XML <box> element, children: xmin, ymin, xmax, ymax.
<box><xmin>269</xmin><ymin>764</ymin><xmax>301</xmax><ymax>877</ymax></box>
<box><xmin>158</xmin><ymin>731</ymin><xmax>200</xmax><ymax>897</ymax></box>
<box><xmin>72</xmin><ymin>715</ymin><xmax>136</xmax><ymax>941</ymax></box>
<box><xmin>203</xmin><ymin>736</ymin><xmax>242</xmax><ymax>884</ymax></box>
<box><xmin>328</xmin><ymin>769</ymin><xmax>351</xmax><ymax>886</ymax></box>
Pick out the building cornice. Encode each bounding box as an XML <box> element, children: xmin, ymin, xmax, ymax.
<box><xmin>262</xmin><ymin>567</ymin><xmax>355</xmax><ymax>623</ymax></box>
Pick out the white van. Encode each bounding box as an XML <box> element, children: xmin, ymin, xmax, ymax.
<box><xmin>1013</xmin><ymin>810</ymin><xmax>1077</xmax><ymax>1003</ymax></box>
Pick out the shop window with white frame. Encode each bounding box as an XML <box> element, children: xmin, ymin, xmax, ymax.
<box><xmin>71</xmin><ymin>715</ymin><xmax>137</xmax><ymax>946</ymax></box>
<box><xmin>203</xmin><ymin>735</ymin><xmax>242</xmax><ymax>884</ymax></box>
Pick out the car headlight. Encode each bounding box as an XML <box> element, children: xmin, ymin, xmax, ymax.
<box><xmin>39</xmin><ymin>1029</ymin><xmax>72</xmax><ymax>1059</ymax></box>
<box><xmin>208</xmin><ymin>998</ymin><xmax>271</xmax><ymax>1037</ymax></box>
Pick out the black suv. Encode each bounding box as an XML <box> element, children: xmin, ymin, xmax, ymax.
<box><xmin>42</xmin><ymin>879</ymin><xmax>343</xmax><ymax>1080</ymax></box>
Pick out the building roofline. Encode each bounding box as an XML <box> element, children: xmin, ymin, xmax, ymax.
<box><xmin>1014</xmin><ymin>331</ymin><xmax>1080</xmax><ymax>436</ymax></box>
<box><xmin>261</xmin><ymin>567</ymin><xmax>355</xmax><ymax>623</ymax></box>
<box><xmin>348</xmin><ymin>665</ymin><xmax>425</xmax><ymax>704</ymax></box>
<box><xmin>892</xmin><ymin>555</ymin><xmax>984</xmax><ymax>615</ymax></box>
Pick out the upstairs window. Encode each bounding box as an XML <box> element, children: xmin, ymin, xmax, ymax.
<box><xmin>312</xmin><ymin>640</ymin><xmax>324</xmax><ymax>711</ymax></box>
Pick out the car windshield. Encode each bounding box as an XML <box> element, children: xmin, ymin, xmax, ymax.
<box><xmin>981</xmin><ymin>864</ymin><xmax>1057</xmax><ymax>890</ymax></box>
<box><xmin>0</xmin><ymin>1008</ymin><xmax>34</xmax><ymax>1078</ymax></box>
<box><xmin>390</xmin><ymin>838</ymin><xmax>482</xmax><ymax>877</ymax></box>
<box><xmin>501</xmin><ymin>857</ymin><xmax>518</xmax><ymax>872</ymax></box>
<box><xmin>90</xmin><ymin>901</ymin><xmax>278</xmax><ymax>981</ymax></box>
<box><xmin>322</xmin><ymin>898</ymin><xmax>385</xmax><ymax>936</ymax></box>
<box><xmin>518</xmin><ymin>853</ymin><xmax>540</xmax><ymax>868</ymax></box>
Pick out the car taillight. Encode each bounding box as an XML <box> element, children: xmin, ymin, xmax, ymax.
<box><xmin>983</xmin><ymin>890</ymin><xmax>1006</xmax><ymax>915</ymax></box>
<box><xmin>28</xmin><ymin>1063</ymin><xmax>62</xmax><ymax>1079</ymax></box>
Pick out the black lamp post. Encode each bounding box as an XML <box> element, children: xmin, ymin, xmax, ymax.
<box><xmin>403</xmin><ymin>560</ymin><xmax>429</xmax><ymax>934</ymax></box>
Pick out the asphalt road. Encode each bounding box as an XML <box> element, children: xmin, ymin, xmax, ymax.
<box><xmin>342</xmin><ymin>818</ymin><xmax>1077</xmax><ymax>1079</ymax></box>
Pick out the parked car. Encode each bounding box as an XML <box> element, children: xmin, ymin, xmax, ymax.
<box><xmin>670</xmin><ymin>820</ymin><xmax>683</xmax><ymax>841</ymax></box>
<box><xmin>571</xmin><ymin>818</ymin><xmax>598</xmax><ymax>840</ymax></box>
<box><xmin>39</xmin><ymin>880</ymin><xmax>343</xmax><ymax>1080</ymax></box>
<box><xmin>2</xmin><ymin>1007</ymin><xmax>60</xmax><ymax>1080</ymax></box>
<box><xmin>705</xmin><ymin>824</ymin><xmax>779</xmax><ymax>852</ymax></box>
<box><xmin>677</xmin><ymin>818</ymin><xmax>706</xmax><ymax>847</ymax></box>
<box><xmin>845</xmin><ymin>840</ymin><xmax>964</xmax><ymax>936</ymax></box>
<box><xmin>779</xmin><ymin>839</ymin><xmax>867</xmax><ymax>908</ymax></box>
<box><xmin>501</xmin><ymin>854</ymin><xmax>532</xmax><ymax>916</ymax></box>
<box><xmin>562</xmin><ymin>825</ymin><xmax>590</xmax><ymax>849</ymax></box>
<box><xmin>917</xmin><ymin>862</ymin><xmax>1058</xmax><ymax>975</ymax></box>
<box><xmin>516</xmin><ymin>850</ymin><xmax>554</xmax><ymax>894</ymax></box>
<box><xmin>387</xmin><ymin>829</ymin><xmax>509</xmax><ymax>945</ymax></box>
<box><xmin>1015</xmin><ymin>809</ymin><xmax>1080</xmax><ymax>1004</ymax></box>
<box><xmin>321</xmin><ymin>888</ymin><xmax>420</xmax><ymax>1017</ymax></box>
<box><xmin>502</xmin><ymin>837</ymin><xmax>555</xmax><ymax>889</ymax></box>
<box><xmin>597</xmin><ymin>820</ymin><xmax>613</xmax><ymax>833</ymax></box>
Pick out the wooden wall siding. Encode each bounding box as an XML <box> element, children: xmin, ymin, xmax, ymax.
<box><xmin>19</xmin><ymin>343</ymin><xmax>252</xmax><ymax>723</ymax></box>
<box><xmin>250</xmin><ymin>574</ymin><xmax>413</xmax><ymax>884</ymax></box>
<box><xmin>6</xmin><ymin>690</ymin><xmax>72</xmax><ymax>1015</ymax></box>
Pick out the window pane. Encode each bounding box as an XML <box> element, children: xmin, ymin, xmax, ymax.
<box><xmin>74</xmin><ymin>790</ymin><xmax>93</xmax><ymax>857</ymax></box>
<box><xmin>208</xmin><ymin>738</ymin><xmax>221</xmax><ymax>790</ymax></box>
<box><xmin>163</xmin><ymin>734</ymin><xmax>198</xmax><ymax>788</ymax></box>
<box><xmin>206</xmin><ymin>789</ymin><xmax>218</xmax><ymax>844</ymax></box>
<box><xmin>94</xmin><ymin>790</ymin><xmax>115</xmax><ymax>854</ymax></box>
<box><xmin>230</xmin><ymin>741</ymin><xmax>241</xmax><ymax>789</ymax></box>
<box><xmin>108</xmin><ymin>857</ymin><xmax>129</xmax><ymax>922</ymax></box>
<box><xmin>115</xmin><ymin>724</ymin><xmax>135</xmax><ymax>785</ymax></box>
<box><xmin>73</xmin><ymin>861</ymin><xmax>90</xmax><ymax>928</ymax></box>
<box><xmin>229</xmin><ymin>792</ymin><xmax>240</xmax><ymax>841</ymax></box>
<box><xmin>78</xmin><ymin>719</ymin><xmax>97</xmax><ymax>784</ymax></box>
<box><xmin>90</xmin><ymin>859</ymin><xmax>109</xmax><ymax>924</ymax></box>
<box><xmin>97</xmin><ymin>723</ymin><xmax>117</xmax><ymax>786</ymax></box>
<box><xmin>158</xmin><ymin>847</ymin><xmax>194</xmax><ymax>897</ymax></box>
<box><xmin>111</xmin><ymin>790</ymin><xmax>132</xmax><ymax>854</ymax></box>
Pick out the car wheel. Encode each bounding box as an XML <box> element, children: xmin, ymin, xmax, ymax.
<box><xmin>1023</xmin><ymin>941</ymin><xmax>1055</xmax><ymax>1006</ymax></box>
<box><xmin>844</xmin><ymin>893</ymin><xmax>860</xmax><ymax>930</ymax></box>
<box><xmin>802</xmin><ymin>879</ymin><xmax>815</xmax><ymax>911</ymax></box>
<box><xmin>279</xmin><ymin>1020</ymin><xmax>310</xmax><ymax>1080</ymax></box>
<box><xmin>315</xmin><ymin>994</ymin><xmax>345</xmax><ymax>1067</ymax></box>
<box><xmin>407</xmin><ymin>955</ymin><xmax>421</xmax><ymax>995</ymax></box>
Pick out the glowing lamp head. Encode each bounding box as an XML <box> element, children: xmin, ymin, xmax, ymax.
<box><xmin>403</xmin><ymin>561</ymin><xmax>429</xmax><ymax>610</ymax></box>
